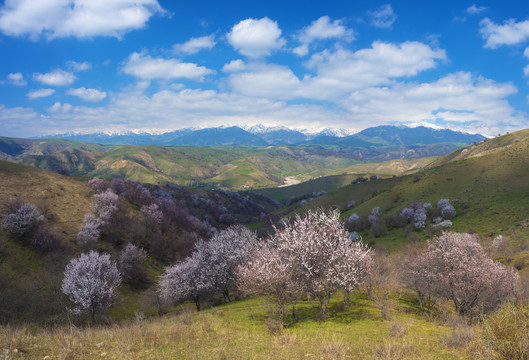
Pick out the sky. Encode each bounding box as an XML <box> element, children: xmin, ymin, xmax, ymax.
<box><xmin>1</xmin><ymin>0</ymin><xmax>529</xmax><ymax>137</ymax></box>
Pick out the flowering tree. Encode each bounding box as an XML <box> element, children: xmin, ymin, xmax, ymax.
<box><xmin>198</xmin><ymin>225</ymin><xmax>258</xmax><ymax>302</ymax></box>
<box><xmin>119</xmin><ymin>243</ymin><xmax>147</xmax><ymax>283</ymax></box>
<box><xmin>413</xmin><ymin>208</ymin><xmax>427</xmax><ymax>229</ymax></box>
<box><xmin>87</xmin><ymin>177</ymin><xmax>108</xmax><ymax>193</ymax></box>
<box><xmin>140</xmin><ymin>203</ymin><xmax>163</xmax><ymax>230</ymax></box>
<box><xmin>405</xmin><ymin>232</ymin><xmax>518</xmax><ymax>317</ymax></box>
<box><xmin>91</xmin><ymin>189</ymin><xmax>118</xmax><ymax>225</ymax></box>
<box><xmin>400</xmin><ymin>207</ymin><xmax>414</xmax><ymax>222</ymax></box>
<box><xmin>437</xmin><ymin>199</ymin><xmax>456</xmax><ymax>219</ymax></box>
<box><xmin>77</xmin><ymin>213</ymin><xmax>100</xmax><ymax>247</ymax></box>
<box><xmin>1</xmin><ymin>202</ymin><xmax>44</xmax><ymax>238</ymax></box>
<box><xmin>61</xmin><ymin>251</ymin><xmax>121</xmax><ymax>322</ymax></box>
<box><xmin>158</xmin><ymin>247</ymin><xmax>213</xmax><ymax>311</ymax></box>
<box><xmin>269</xmin><ymin>209</ymin><xmax>372</xmax><ymax>320</ymax></box>
<box><xmin>238</xmin><ymin>245</ymin><xmax>301</xmax><ymax>322</ymax></box>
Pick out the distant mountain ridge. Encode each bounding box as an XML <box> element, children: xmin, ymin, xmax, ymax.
<box><xmin>35</xmin><ymin>125</ymin><xmax>485</xmax><ymax>147</ymax></box>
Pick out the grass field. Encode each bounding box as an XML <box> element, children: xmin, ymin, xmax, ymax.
<box><xmin>0</xmin><ymin>291</ymin><xmax>475</xmax><ymax>360</ymax></box>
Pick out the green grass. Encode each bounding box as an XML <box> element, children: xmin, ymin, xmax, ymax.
<box><xmin>0</xmin><ymin>291</ymin><xmax>473</xmax><ymax>359</ymax></box>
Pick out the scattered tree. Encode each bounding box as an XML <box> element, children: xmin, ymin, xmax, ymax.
<box><xmin>91</xmin><ymin>189</ymin><xmax>119</xmax><ymax>225</ymax></box>
<box><xmin>405</xmin><ymin>232</ymin><xmax>518</xmax><ymax>317</ymax></box>
<box><xmin>1</xmin><ymin>202</ymin><xmax>44</xmax><ymax>238</ymax></box>
<box><xmin>61</xmin><ymin>251</ymin><xmax>122</xmax><ymax>323</ymax></box>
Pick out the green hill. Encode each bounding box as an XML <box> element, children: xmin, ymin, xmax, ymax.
<box><xmin>281</xmin><ymin>130</ymin><xmax>529</xmax><ymax>248</ymax></box>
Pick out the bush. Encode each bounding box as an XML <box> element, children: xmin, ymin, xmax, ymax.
<box><xmin>31</xmin><ymin>227</ymin><xmax>61</xmax><ymax>251</ymax></box>
<box><xmin>1</xmin><ymin>202</ymin><xmax>44</xmax><ymax>238</ymax></box>
<box><xmin>119</xmin><ymin>243</ymin><xmax>147</xmax><ymax>284</ymax></box>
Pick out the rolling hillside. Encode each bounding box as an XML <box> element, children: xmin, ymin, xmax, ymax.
<box><xmin>281</xmin><ymin>129</ymin><xmax>529</xmax><ymax>245</ymax></box>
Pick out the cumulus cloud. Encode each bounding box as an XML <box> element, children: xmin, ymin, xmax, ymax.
<box><xmin>227</xmin><ymin>17</ymin><xmax>286</xmax><ymax>58</ymax></box>
<box><xmin>66</xmin><ymin>61</ymin><xmax>92</xmax><ymax>72</ymax></box>
<box><xmin>34</xmin><ymin>69</ymin><xmax>76</xmax><ymax>86</ymax></box>
<box><xmin>27</xmin><ymin>88</ymin><xmax>55</xmax><ymax>99</ymax></box>
<box><xmin>480</xmin><ymin>18</ymin><xmax>529</xmax><ymax>48</ymax></box>
<box><xmin>228</xmin><ymin>41</ymin><xmax>447</xmax><ymax>101</ymax></box>
<box><xmin>4</xmin><ymin>72</ymin><xmax>27</xmax><ymax>86</ymax></box>
<box><xmin>222</xmin><ymin>59</ymin><xmax>246</xmax><ymax>73</ymax></box>
<box><xmin>122</xmin><ymin>52</ymin><xmax>215</xmax><ymax>81</ymax></box>
<box><xmin>368</xmin><ymin>4</ymin><xmax>397</xmax><ymax>29</ymax></box>
<box><xmin>173</xmin><ymin>34</ymin><xmax>216</xmax><ymax>55</ymax></box>
<box><xmin>0</xmin><ymin>0</ymin><xmax>166</xmax><ymax>40</ymax></box>
<box><xmin>49</xmin><ymin>102</ymin><xmax>73</xmax><ymax>113</ymax></box>
<box><xmin>67</xmin><ymin>87</ymin><xmax>107</xmax><ymax>102</ymax></box>
<box><xmin>293</xmin><ymin>16</ymin><xmax>354</xmax><ymax>56</ymax></box>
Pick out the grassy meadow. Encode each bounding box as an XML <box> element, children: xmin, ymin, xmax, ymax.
<box><xmin>1</xmin><ymin>292</ymin><xmax>481</xmax><ymax>360</ymax></box>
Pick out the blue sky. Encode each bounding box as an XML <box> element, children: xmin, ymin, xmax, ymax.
<box><xmin>1</xmin><ymin>0</ymin><xmax>529</xmax><ymax>137</ymax></box>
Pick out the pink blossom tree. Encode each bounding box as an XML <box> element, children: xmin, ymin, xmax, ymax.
<box><xmin>405</xmin><ymin>232</ymin><xmax>518</xmax><ymax>317</ymax></box>
<box><xmin>140</xmin><ymin>203</ymin><xmax>163</xmax><ymax>230</ymax></box>
<box><xmin>1</xmin><ymin>202</ymin><xmax>44</xmax><ymax>238</ymax></box>
<box><xmin>263</xmin><ymin>209</ymin><xmax>372</xmax><ymax>321</ymax></box>
<box><xmin>77</xmin><ymin>213</ymin><xmax>101</xmax><ymax>248</ymax></box>
<box><xmin>61</xmin><ymin>251</ymin><xmax>121</xmax><ymax>323</ymax></box>
<box><xmin>237</xmin><ymin>245</ymin><xmax>301</xmax><ymax>322</ymax></box>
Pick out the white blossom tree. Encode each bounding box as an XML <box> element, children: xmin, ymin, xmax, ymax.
<box><xmin>158</xmin><ymin>246</ymin><xmax>213</xmax><ymax>311</ymax></box>
<box><xmin>77</xmin><ymin>213</ymin><xmax>100</xmax><ymax>248</ymax></box>
<box><xmin>119</xmin><ymin>243</ymin><xmax>147</xmax><ymax>283</ymax></box>
<box><xmin>61</xmin><ymin>251</ymin><xmax>121</xmax><ymax>322</ymax></box>
<box><xmin>1</xmin><ymin>202</ymin><xmax>44</xmax><ymax>238</ymax></box>
<box><xmin>91</xmin><ymin>189</ymin><xmax>118</xmax><ymax>225</ymax></box>
<box><xmin>198</xmin><ymin>225</ymin><xmax>258</xmax><ymax>302</ymax></box>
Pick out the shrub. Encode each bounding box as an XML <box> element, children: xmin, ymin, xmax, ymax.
<box><xmin>119</xmin><ymin>243</ymin><xmax>147</xmax><ymax>284</ymax></box>
<box><xmin>31</xmin><ymin>227</ymin><xmax>60</xmax><ymax>251</ymax></box>
<box><xmin>1</xmin><ymin>202</ymin><xmax>44</xmax><ymax>238</ymax></box>
<box><xmin>481</xmin><ymin>304</ymin><xmax>529</xmax><ymax>359</ymax></box>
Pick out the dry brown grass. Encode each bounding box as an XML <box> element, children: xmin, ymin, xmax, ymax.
<box><xmin>0</xmin><ymin>161</ymin><xmax>92</xmax><ymax>241</ymax></box>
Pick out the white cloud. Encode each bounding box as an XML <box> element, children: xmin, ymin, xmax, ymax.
<box><xmin>27</xmin><ymin>88</ymin><xmax>55</xmax><ymax>99</ymax></box>
<box><xmin>173</xmin><ymin>34</ymin><xmax>216</xmax><ymax>55</ymax></box>
<box><xmin>67</xmin><ymin>61</ymin><xmax>91</xmax><ymax>72</ymax></box>
<box><xmin>122</xmin><ymin>52</ymin><xmax>215</xmax><ymax>81</ymax></box>
<box><xmin>480</xmin><ymin>18</ymin><xmax>529</xmax><ymax>48</ymax></box>
<box><xmin>67</xmin><ymin>87</ymin><xmax>107</xmax><ymax>102</ymax></box>
<box><xmin>298</xmin><ymin>16</ymin><xmax>354</xmax><ymax>44</ymax></box>
<box><xmin>466</xmin><ymin>4</ymin><xmax>487</xmax><ymax>15</ymax></box>
<box><xmin>34</xmin><ymin>69</ymin><xmax>76</xmax><ymax>86</ymax></box>
<box><xmin>222</xmin><ymin>59</ymin><xmax>246</xmax><ymax>73</ymax></box>
<box><xmin>293</xmin><ymin>44</ymin><xmax>310</xmax><ymax>57</ymax></box>
<box><xmin>227</xmin><ymin>17</ymin><xmax>286</xmax><ymax>58</ymax></box>
<box><xmin>228</xmin><ymin>41</ymin><xmax>447</xmax><ymax>102</ymax></box>
<box><xmin>340</xmin><ymin>72</ymin><xmax>523</xmax><ymax>136</ymax></box>
<box><xmin>49</xmin><ymin>102</ymin><xmax>73</xmax><ymax>113</ymax></box>
<box><xmin>0</xmin><ymin>0</ymin><xmax>166</xmax><ymax>40</ymax></box>
<box><xmin>368</xmin><ymin>4</ymin><xmax>397</xmax><ymax>29</ymax></box>
<box><xmin>5</xmin><ymin>72</ymin><xmax>27</xmax><ymax>86</ymax></box>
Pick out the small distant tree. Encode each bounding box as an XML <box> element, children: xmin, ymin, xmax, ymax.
<box><xmin>348</xmin><ymin>213</ymin><xmax>360</xmax><ymax>223</ymax></box>
<box><xmin>413</xmin><ymin>208</ymin><xmax>427</xmax><ymax>229</ymax></box>
<box><xmin>1</xmin><ymin>202</ymin><xmax>44</xmax><ymax>238</ymax></box>
<box><xmin>119</xmin><ymin>243</ymin><xmax>147</xmax><ymax>284</ymax></box>
<box><xmin>437</xmin><ymin>199</ymin><xmax>456</xmax><ymax>219</ymax></box>
<box><xmin>77</xmin><ymin>213</ymin><xmax>101</xmax><ymax>248</ymax></box>
<box><xmin>87</xmin><ymin>177</ymin><xmax>109</xmax><ymax>193</ymax></box>
<box><xmin>140</xmin><ymin>203</ymin><xmax>163</xmax><ymax>230</ymax></box>
<box><xmin>91</xmin><ymin>189</ymin><xmax>118</xmax><ymax>225</ymax></box>
<box><xmin>406</xmin><ymin>232</ymin><xmax>518</xmax><ymax>317</ymax></box>
<box><xmin>61</xmin><ymin>251</ymin><xmax>121</xmax><ymax>323</ymax></box>
<box><xmin>400</xmin><ymin>207</ymin><xmax>414</xmax><ymax>222</ymax></box>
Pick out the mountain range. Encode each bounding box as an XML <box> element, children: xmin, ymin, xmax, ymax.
<box><xmin>36</xmin><ymin>125</ymin><xmax>486</xmax><ymax>147</ymax></box>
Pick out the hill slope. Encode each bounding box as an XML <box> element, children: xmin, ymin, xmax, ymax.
<box><xmin>285</xmin><ymin>129</ymin><xmax>529</xmax><ymax>243</ymax></box>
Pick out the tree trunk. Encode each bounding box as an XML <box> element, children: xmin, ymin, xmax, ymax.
<box><xmin>194</xmin><ymin>296</ymin><xmax>201</xmax><ymax>312</ymax></box>
<box><xmin>318</xmin><ymin>295</ymin><xmax>330</xmax><ymax>321</ymax></box>
<box><xmin>344</xmin><ymin>290</ymin><xmax>351</xmax><ymax>307</ymax></box>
